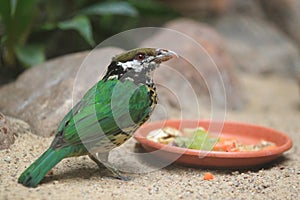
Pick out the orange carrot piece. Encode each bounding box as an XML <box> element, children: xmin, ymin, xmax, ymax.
<box><xmin>213</xmin><ymin>139</ymin><xmax>237</xmax><ymax>152</ymax></box>
<box><xmin>263</xmin><ymin>145</ymin><xmax>277</xmax><ymax>150</ymax></box>
<box><xmin>204</xmin><ymin>172</ymin><xmax>214</xmax><ymax>180</ymax></box>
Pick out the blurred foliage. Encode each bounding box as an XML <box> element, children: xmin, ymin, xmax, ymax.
<box><xmin>0</xmin><ymin>0</ymin><xmax>178</xmax><ymax>75</ymax></box>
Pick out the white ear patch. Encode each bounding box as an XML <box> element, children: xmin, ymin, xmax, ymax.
<box><xmin>117</xmin><ymin>60</ymin><xmax>143</xmax><ymax>72</ymax></box>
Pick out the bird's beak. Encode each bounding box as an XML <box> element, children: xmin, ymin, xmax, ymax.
<box><xmin>154</xmin><ymin>49</ymin><xmax>178</xmax><ymax>63</ymax></box>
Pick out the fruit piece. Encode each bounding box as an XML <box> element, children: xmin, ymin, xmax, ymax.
<box><xmin>213</xmin><ymin>139</ymin><xmax>237</xmax><ymax>152</ymax></box>
<box><xmin>203</xmin><ymin>172</ymin><xmax>214</xmax><ymax>180</ymax></box>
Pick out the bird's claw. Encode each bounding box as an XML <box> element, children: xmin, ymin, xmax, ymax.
<box><xmin>116</xmin><ymin>174</ymin><xmax>131</xmax><ymax>181</ymax></box>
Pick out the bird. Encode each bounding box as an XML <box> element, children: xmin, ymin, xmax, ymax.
<box><xmin>18</xmin><ymin>48</ymin><xmax>177</xmax><ymax>187</ymax></box>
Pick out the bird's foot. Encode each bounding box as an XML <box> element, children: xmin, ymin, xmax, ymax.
<box><xmin>100</xmin><ymin>160</ymin><xmax>131</xmax><ymax>181</ymax></box>
<box><xmin>89</xmin><ymin>153</ymin><xmax>131</xmax><ymax>181</ymax></box>
<box><xmin>116</xmin><ymin>174</ymin><xmax>131</xmax><ymax>181</ymax></box>
<box><xmin>110</xmin><ymin>167</ymin><xmax>131</xmax><ymax>181</ymax></box>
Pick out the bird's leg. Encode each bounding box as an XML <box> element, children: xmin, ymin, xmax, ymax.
<box><xmin>89</xmin><ymin>152</ymin><xmax>130</xmax><ymax>181</ymax></box>
<box><xmin>89</xmin><ymin>154</ymin><xmax>106</xmax><ymax>169</ymax></box>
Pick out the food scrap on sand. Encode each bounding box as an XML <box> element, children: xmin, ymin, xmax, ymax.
<box><xmin>203</xmin><ymin>172</ymin><xmax>214</xmax><ymax>180</ymax></box>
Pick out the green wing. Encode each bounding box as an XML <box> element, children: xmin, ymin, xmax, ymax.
<box><xmin>52</xmin><ymin>79</ymin><xmax>152</xmax><ymax>152</ymax></box>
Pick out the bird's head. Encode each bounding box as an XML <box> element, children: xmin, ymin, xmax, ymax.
<box><xmin>103</xmin><ymin>48</ymin><xmax>177</xmax><ymax>85</ymax></box>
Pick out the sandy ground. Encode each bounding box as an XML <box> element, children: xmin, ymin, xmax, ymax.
<box><xmin>1</xmin><ymin>73</ymin><xmax>300</xmax><ymax>200</ymax></box>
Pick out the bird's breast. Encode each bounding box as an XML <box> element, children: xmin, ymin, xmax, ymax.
<box><xmin>147</xmin><ymin>86</ymin><xmax>158</xmax><ymax>109</ymax></box>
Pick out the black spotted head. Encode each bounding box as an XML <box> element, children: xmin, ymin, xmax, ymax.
<box><xmin>103</xmin><ymin>48</ymin><xmax>177</xmax><ymax>85</ymax></box>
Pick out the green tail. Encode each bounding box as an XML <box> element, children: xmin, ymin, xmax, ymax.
<box><xmin>18</xmin><ymin>147</ymin><xmax>70</xmax><ymax>187</ymax></box>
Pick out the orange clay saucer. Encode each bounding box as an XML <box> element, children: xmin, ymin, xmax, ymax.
<box><xmin>134</xmin><ymin>120</ymin><xmax>293</xmax><ymax>168</ymax></box>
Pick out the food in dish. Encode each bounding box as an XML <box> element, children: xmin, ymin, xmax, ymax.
<box><xmin>147</xmin><ymin>126</ymin><xmax>276</xmax><ymax>152</ymax></box>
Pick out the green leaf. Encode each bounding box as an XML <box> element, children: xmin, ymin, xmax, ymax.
<box><xmin>0</xmin><ymin>0</ymin><xmax>38</xmax><ymax>66</ymax></box>
<box><xmin>10</xmin><ymin>0</ymin><xmax>17</xmax><ymax>16</ymax></box>
<box><xmin>128</xmin><ymin>0</ymin><xmax>178</xmax><ymax>17</ymax></box>
<box><xmin>80</xmin><ymin>1</ymin><xmax>138</xmax><ymax>17</ymax></box>
<box><xmin>0</xmin><ymin>0</ymin><xmax>37</xmax><ymax>44</ymax></box>
<box><xmin>187</xmin><ymin>128</ymin><xmax>218</xmax><ymax>151</ymax></box>
<box><xmin>58</xmin><ymin>15</ymin><xmax>95</xmax><ymax>46</ymax></box>
<box><xmin>40</xmin><ymin>22</ymin><xmax>57</xmax><ymax>31</ymax></box>
<box><xmin>199</xmin><ymin>137</ymin><xmax>219</xmax><ymax>151</ymax></box>
<box><xmin>174</xmin><ymin>136</ymin><xmax>190</xmax><ymax>148</ymax></box>
<box><xmin>175</xmin><ymin>128</ymin><xmax>219</xmax><ymax>151</ymax></box>
<box><xmin>15</xmin><ymin>44</ymin><xmax>45</xmax><ymax>67</ymax></box>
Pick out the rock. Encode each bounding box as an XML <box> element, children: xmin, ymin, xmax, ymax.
<box><xmin>260</xmin><ymin>0</ymin><xmax>300</xmax><ymax>48</ymax></box>
<box><xmin>7</xmin><ymin>116</ymin><xmax>31</xmax><ymax>136</ymax></box>
<box><xmin>3</xmin><ymin>156</ymin><xmax>11</xmax><ymax>163</ymax></box>
<box><xmin>160</xmin><ymin>0</ymin><xmax>265</xmax><ymax>18</ymax></box>
<box><xmin>160</xmin><ymin>0</ymin><xmax>229</xmax><ymax>17</ymax></box>
<box><xmin>215</xmin><ymin>15</ymin><xmax>300</xmax><ymax>77</ymax></box>
<box><xmin>0</xmin><ymin>112</ymin><xmax>14</xmax><ymax>150</ymax></box>
<box><xmin>141</xmin><ymin>18</ymin><xmax>246</xmax><ymax>118</ymax></box>
<box><xmin>224</xmin><ymin>0</ymin><xmax>265</xmax><ymax>18</ymax></box>
<box><xmin>298</xmin><ymin>75</ymin><xmax>300</xmax><ymax>104</ymax></box>
<box><xmin>0</xmin><ymin>47</ymin><xmax>123</xmax><ymax>136</ymax></box>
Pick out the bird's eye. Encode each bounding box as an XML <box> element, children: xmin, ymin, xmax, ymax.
<box><xmin>135</xmin><ymin>53</ymin><xmax>146</xmax><ymax>61</ymax></box>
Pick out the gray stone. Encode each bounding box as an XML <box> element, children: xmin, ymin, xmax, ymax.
<box><xmin>160</xmin><ymin>0</ymin><xmax>264</xmax><ymax>18</ymax></box>
<box><xmin>7</xmin><ymin>116</ymin><xmax>31</xmax><ymax>136</ymax></box>
<box><xmin>160</xmin><ymin>0</ymin><xmax>229</xmax><ymax>17</ymax></box>
<box><xmin>225</xmin><ymin>0</ymin><xmax>265</xmax><ymax>18</ymax></box>
<box><xmin>260</xmin><ymin>0</ymin><xmax>300</xmax><ymax>48</ymax></box>
<box><xmin>215</xmin><ymin>14</ymin><xmax>300</xmax><ymax>77</ymax></box>
<box><xmin>0</xmin><ymin>112</ymin><xmax>14</xmax><ymax>150</ymax></box>
<box><xmin>142</xmin><ymin>18</ymin><xmax>246</xmax><ymax>117</ymax></box>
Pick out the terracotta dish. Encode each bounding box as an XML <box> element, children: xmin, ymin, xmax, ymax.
<box><xmin>134</xmin><ymin>120</ymin><xmax>293</xmax><ymax>168</ymax></box>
